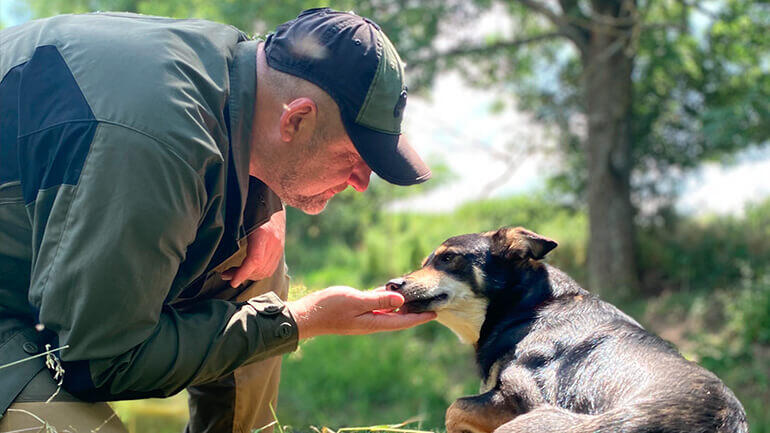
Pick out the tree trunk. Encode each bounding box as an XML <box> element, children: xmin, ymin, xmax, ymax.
<box><xmin>582</xmin><ymin>2</ymin><xmax>640</xmax><ymax>298</ymax></box>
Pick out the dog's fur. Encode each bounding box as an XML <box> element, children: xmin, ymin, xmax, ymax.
<box><xmin>387</xmin><ymin>227</ymin><xmax>748</xmax><ymax>433</ymax></box>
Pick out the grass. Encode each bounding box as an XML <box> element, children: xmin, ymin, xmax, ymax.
<box><xmin>111</xmin><ymin>393</ymin><xmax>189</xmax><ymax>433</ymax></box>
<box><xmin>277</xmin><ymin>323</ymin><xmax>477</xmax><ymax>429</ymax></box>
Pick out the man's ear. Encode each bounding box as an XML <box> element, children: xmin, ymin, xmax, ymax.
<box><xmin>279</xmin><ymin>97</ymin><xmax>317</xmax><ymax>142</ymax></box>
<box><xmin>490</xmin><ymin>226</ymin><xmax>558</xmax><ymax>261</ymax></box>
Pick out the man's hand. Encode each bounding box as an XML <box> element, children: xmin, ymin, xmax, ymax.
<box><xmin>222</xmin><ymin>209</ymin><xmax>286</xmax><ymax>287</ymax></box>
<box><xmin>286</xmin><ymin>286</ymin><xmax>436</xmax><ymax>340</ymax></box>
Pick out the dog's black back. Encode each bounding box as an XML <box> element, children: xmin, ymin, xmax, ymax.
<box><xmin>480</xmin><ymin>261</ymin><xmax>748</xmax><ymax>433</ymax></box>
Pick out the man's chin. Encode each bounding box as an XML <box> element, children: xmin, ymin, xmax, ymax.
<box><xmin>300</xmin><ymin>203</ymin><xmax>327</xmax><ymax>215</ymax></box>
<box><xmin>284</xmin><ymin>194</ymin><xmax>330</xmax><ymax>215</ymax></box>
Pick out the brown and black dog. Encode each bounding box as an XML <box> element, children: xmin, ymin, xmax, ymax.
<box><xmin>386</xmin><ymin>227</ymin><xmax>748</xmax><ymax>433</ymax></box>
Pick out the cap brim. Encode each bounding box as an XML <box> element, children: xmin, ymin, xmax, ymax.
<box><xmin>342</xmin><ymin>119</ymin><xmax>431</xmax><ymax>186</ymax></box>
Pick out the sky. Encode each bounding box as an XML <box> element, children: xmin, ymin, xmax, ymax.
<box><xmin>0</xmin><ymin>0</ymin><xmax>31</xmax><ymax>26</ymax></box>
<box><xmin>396</xmin><ymin>73</ymin><xmax>560</xmax><ymax>212</ymax></box>
<box><xmin>2</xmin><ymin>3</ymin><xmax>768</xmax><ymax>216</ymax></box>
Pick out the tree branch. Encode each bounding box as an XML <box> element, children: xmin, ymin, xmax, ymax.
<box><xmin>518</xmin><ymin>0</ymin><xmax>564</xmax><ymax>25</ymax></box>
<box><xmin>409</xmin><ymin>32</ymin><xmax>566</xmax><ymax>67</ymax></box>
<box><xmin>558</xmin><ymin>0</ymin><xmax>591</xmax><ymax>22</ymax></box>
<box><xmin>517</xmin><ymin>0</ymin><xmax>589</xmax><ymax>51</ymax></box>
<box><xmin>642</xmin><ymin>22</ymin><xmax>687</xmax><ymax>32</ymax></box>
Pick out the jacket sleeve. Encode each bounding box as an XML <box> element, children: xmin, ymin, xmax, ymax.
<box><xmin>27</xmin><ymin>123</ymin><xmax>298</xmax><ymax>401</ymax></box>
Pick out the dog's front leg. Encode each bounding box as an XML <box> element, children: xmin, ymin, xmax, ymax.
<box><xmin>446</xmin><ymin>389</ymin><xmax>519</xmax><ymax>433</ymax></box>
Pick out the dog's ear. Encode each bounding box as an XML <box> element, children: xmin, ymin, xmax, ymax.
<box><xmin>490</xmin><ymin>227</ymin><xmax>558</xmax><ymax>261</ymax></box>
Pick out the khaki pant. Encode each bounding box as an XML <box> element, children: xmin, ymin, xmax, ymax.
<box><xmin>186</xmin><ymin>258</ymin><xmax>290</xmax><ymax>433</ymax></box>
<box><xmin>0</xmin><ymin>359</ymin><xmax>130</xmax><ymax>433</ymax></box>
<box><xmin>0</xmin><ymin>260</ymin><xmax>289</xmax><ymax>433</ymax></box>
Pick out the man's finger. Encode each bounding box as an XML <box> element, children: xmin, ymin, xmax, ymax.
<box><xmin>221</xmin><ymin>269</ymin><xmax>235</xmax><ymax>280</ymax></box>
<box><xmin>357</xmin><ymin>291</ymin><xmax>404</xmax><ymax>312</ymax></box>
<box><xmin>357</xmin><ymin>311</ymin><xmax>436</xmax><ymax>331</ymax></box>
<box><xmin>230</xmin><ymin>264</ymin><xmax>267</xmax><ymax>287</ymax></box>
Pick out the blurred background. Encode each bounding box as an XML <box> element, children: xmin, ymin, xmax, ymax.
<box><xmin>2</xmin><ymin>0</ymin><xmax>768</xmax><ymax>431</ymax></box>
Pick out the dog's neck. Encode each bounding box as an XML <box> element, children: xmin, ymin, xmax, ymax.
<box><xmin>474</xmin><ymin>264</ymin><xmax>583</xmax><ymax>381</ymax></box>
<box><xmin>437</xmin><ymin>307</ymin><xmax>487</xmax><ymax>344</ymax></box>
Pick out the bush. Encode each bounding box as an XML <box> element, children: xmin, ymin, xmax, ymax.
<box><xmin>637</xmin><ymin>199</ymin><xmax>770</xmax><ymax>294</ymax></box>
<box><xmin>698</xmin><ymin>278</ymin><xmax>770</xmax><ymax>432</ymax></box>
<box><xmin>288</xmin><ymin>192</ymin><xmax>588</xmax><ymax>291</ymax></box>
<box><xmin>639</xmin><ymin>275</ymin><xmax>770</xmax><ymax>433</ymax></box>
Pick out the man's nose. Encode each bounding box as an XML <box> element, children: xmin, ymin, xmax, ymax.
<box><xmin>348</xmin><ymin>160</ymin><xmax>372</xmax><ymax>192</ymax></box>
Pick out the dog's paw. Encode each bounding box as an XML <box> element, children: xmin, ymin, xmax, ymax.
<box><xmin>446</xmin><ymin>400</ymin><xmax>495</xmax><ymax>433</ymax></box>
<box><xmin>446</xmin><ymin>421</ymin><xmax>486</xmax><ymax>433</ymax></box>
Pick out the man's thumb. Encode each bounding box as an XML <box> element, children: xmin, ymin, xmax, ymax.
<box><xmin>360</xmin><ymin>291</ymin><xmax>404</xmax><ymax>311</ymax></box>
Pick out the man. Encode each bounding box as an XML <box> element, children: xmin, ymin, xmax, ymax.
<box><xmin>0</xmin><ymin>8</ymin><xmax>435</xmax><ymax>432</ymax></box>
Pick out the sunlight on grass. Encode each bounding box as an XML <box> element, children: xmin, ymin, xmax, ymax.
<box><xmin>111</xmin><ymin>392</ymin><xmax>188</xmax><ymax>433</ymax></box>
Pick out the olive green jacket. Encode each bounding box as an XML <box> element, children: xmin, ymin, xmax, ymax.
<box><xmin>0</xmin><ymin>12</ymin><xmax>298</xmax><ymax>409</ymax></box>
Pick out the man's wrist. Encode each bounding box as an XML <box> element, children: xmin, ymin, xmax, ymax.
<box><xmin>285</xmin><ymin>300</ymin><xmax>314</xmax><ymax>340</ymax></box>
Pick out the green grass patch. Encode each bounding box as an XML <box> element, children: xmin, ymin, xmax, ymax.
<box><xmin>111</xmin><ymin>393</ymin><xmax>188</xmax><ymax>433</ymax></box>
<box><xmin>277</xmin><ymin>322</ymin><xmax>477</xmax><ymax>430</ymax></box>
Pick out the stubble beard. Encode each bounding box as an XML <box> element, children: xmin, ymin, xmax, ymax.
<box><xmin>277</xmin><ymin>142</ymin><xmax>331</xmax><ymax>215</ymax></box>
<box><xmin>267</xmin><ymin>128</ymin><xmax>339</xmax><ymax>215</ymax></box>
<box><xmin>280</xmin><ymin>181</ymin><xmax>330</xmax><ymax>215</ymax></box>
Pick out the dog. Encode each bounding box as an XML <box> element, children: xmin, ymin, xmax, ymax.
<box><xmin>386</xmin><ymin>227</ymin><xmax>748</xmax><ymax>433</ymax></box>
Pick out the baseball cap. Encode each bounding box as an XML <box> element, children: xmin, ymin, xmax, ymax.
<box><xmin>264</xmin><ymin>8</ymin><xmax>431</xmax><ymax>186</ymax></box>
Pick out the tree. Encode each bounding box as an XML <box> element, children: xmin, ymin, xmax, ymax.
<box><xmin>405</xmin><ymin>0</ymin><xmax>768</xmax><ymax>296</ymax></box>
<box><xmin>28</xmin><ymin>0</ymin><xmax>770</xmax><ymax>296</ymax></box>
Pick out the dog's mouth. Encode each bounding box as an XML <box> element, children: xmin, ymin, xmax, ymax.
<box><xmin>399</xmin><ymin>293</ymin><xmax>449</xmax><ymax>314</ymax></box>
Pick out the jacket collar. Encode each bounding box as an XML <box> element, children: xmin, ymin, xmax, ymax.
<box><xmin>173</xmin><ymin>39</ymin><xmax>284</xmax><ymax>303</ymax></box>
<box><xmin>226</xmin><ymin>39</ymin><xmax>258</xmax><ymax>237</ymax></box>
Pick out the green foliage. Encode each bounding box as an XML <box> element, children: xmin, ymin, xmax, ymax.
<box><xmin>726</xmin><ymin>277</ymin><xmax>770</xmax><ymax>347</ymax></box>
<box><xmin>635</xmin><ymin>277</ymin><xmax>770</xmax><ymax>432</ymax></box>
<box><xmin>111</xmin><ymin>393</ymin><xmax>189</xmax><ymax>433</ymax></box>
<box><xmin>278</xmin><ymin>324</ymin><xmax>478</xmax><ymax>429</ymax></box>
<box><xmin>288</xmin><ymin>186</ymin><xmax>587</xmax><ymax>290</ymax></box>
<box><xmin>495</xmin><ymin>0</ymin><xmax>770</xmax><ymax>206</ymax></box>
<box><xmin>24</xmin><ymin>0</ymin><xmax>473</xmax><ymax>87</ymax></box>
<box><xmin>637</xmin><ymin>198</ymin><xmax>770</xmax><ymax>293</ymax></box>
<box><xmin>632</xmin><ymin>0</ymin><xmax>770</xmax><ymax>181</ymax></box>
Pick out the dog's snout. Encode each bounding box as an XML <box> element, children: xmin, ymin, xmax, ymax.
<box><xmin>386</xmin><ymin>278</ymin><xmax>406</xmax><ymax>292</ymax></box>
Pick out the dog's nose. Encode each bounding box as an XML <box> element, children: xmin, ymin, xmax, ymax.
<box><xmin>385</xmin><ymin>278</ymin><xmax>405</xmax><ymax>292</ymax></box>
